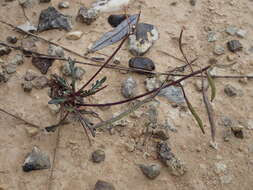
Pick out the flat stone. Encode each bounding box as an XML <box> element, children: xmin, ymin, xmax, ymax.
<box><xmin>214</xmin><ymin>45</ymin><xmax>225</xmax><ymax>55</ymax></box>
<box><xmin>94</xmin><ymin>180</ymin><xmax>115</xmax><ymax>190</ymax></box>
<box><xmin>58</xmin><ymin>1</ymin><xmax>69</xmax><ymax>9</ymax></box>
<box><xmin>139</xmin><ymin>164</ymin><xmax>161</xmax><ymax>179</ymax></box>
<box><xmin>129</xmin><ymin>57</ymin><xmax>155</xmax><ymax>72</ymax></box>
<box><xmin>157</xmin><ymin>142</ymin><xmax>187</xmax><ymax>176</ymax></box>
<box><xmin>31</xmin><ymin>76</ymin><xmax>48</xmax><ymax>89</ymax></box>
<box><xmin>129</xmin><ymin>23</ymin><xmax>159</xmax><ymax>56</ymax></box>
<box><xmin>207</xmin><ymin>31</ymin><xmax>217</xmax><ymax>42</ymax></box>
<box><xmin>48</xmin><ymin>44</ymin><xmax>64</xmax><ymax>57</ymax></box>
<box><xmin>121</xmin><ymin>77</ymin><xmax>137</xmax><ymax>98</ymax></box>
<box><xmin>91</xmin><ymin>149</ymin><xmax>105</xmax><ymax>163</ymax></box>
<box><xmin>158</xmin><ymin>86</ymin><xmax>185</xmax><ymax>104</ymax></box>
<box><xmin>66</xmin><ymin>31</ymin><xmax>83</xmax><ymax>40</ymax></box>
<box><xmin>225</xmin><ymin>26</ymin><xmax>238</xmax><ymax>36</ymax></box>
<box><xmin>23</xmin><ymin>146</ymin><xmax>50</xmax><ymax>172</ymax></box>
<box><xmin>108</xmin><ymin>14</ymin><xmax>128</xmax><ymax>27</ymax></box>
<box><xmin>25</xmin><ymin>126</ymin><xmax>40</xmax><ymax>137</ymax></box>
<box><xmin>32</xmin><ymin>57</ymin><xmax>54</xmax><ymax>74</ymax></box>
<box><xmin>38</xmin><ymin>7</ymin><xmax>72</xmax><ymax>32</ymax></box>
<box><xmin>236</xmin><ymin>29</ymin><xmax>247</xmax><ymax>38</ymax></box>
<box><xmin>227</xmin><ymin>40</ymin><xmax>243</xmax><ymax>52</ymax></box>
<box><xmin>76</xmin><ymin>6</ymin><xmax>98</xmax><ymax>25</ymax></box>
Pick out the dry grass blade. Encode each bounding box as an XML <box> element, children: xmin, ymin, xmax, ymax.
<box><xmin>206</xmin><ymin>70</ymin><xmax>216</xmax><ymax>102</ymax></box>
<box><xmin>180</xmin><ymin>85</ymin><xmax>205</xmax><ymax>134</ymax></box>
<box><xmin>202</xmin><ymin>73</ymin><xmax>216</xmax><ymax>142</ymax></box>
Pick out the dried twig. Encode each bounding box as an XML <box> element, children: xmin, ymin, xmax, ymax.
<box><xmin>0</xmin><ymin>107</ymin><xmax>40</xmax><ymax>128</ymax></box>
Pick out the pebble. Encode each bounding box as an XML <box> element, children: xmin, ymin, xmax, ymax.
<box><xmin>231</xmin><ymin>126</ymin><xmax>244</xmax><ymax>139</ymax></box>
<box><xmin>157</xmin><ymin>142</ymin><xmax>187</xmax><ymax>176</ymax></box>
<box><xmin>207</xmin><ymin>31</ymin><xmax>217</xmax><ymax>42</ymax></box>
<box><xmin>0</xmin><ymin>45</ymin><xmax>11</xmax><ymax>56</ymax></box>
<box><xmin>225</xmin><ymin>26</ymin><xmax>237</xmax><ymax>36</ymax></box>
<box><xmin>31</xmin><ymin>76</ymin><xmax>48</xmax><ymax>89</ymax></box>
<box><xmin>128</xmin><ymin>23</ymin><xmax>159</xmax><ymax>56</ymax></box>
<box><xmin>21</xmin><ymin>81</ymin><xmax>33</xmax><ymax>92</ymax></box>
<box><xmin>48</xmin><ymin>44</ymin><xmax>64</xmax><ymax>58</ymax></box>
<box><xmin>227</xmin><ymin>40</ymin><xmax>243</xmax><ymax>52</ymax></box>
<box><xmin>121</xmin><ymin>77</ymin><xmax>137</xmax><ymax>98</ymax></box>
<box><xmin>58</xmin><ymin>1</ymin><xmax>69</xmax><ymax>9</ymax></box>
<box><xmin>22</xmin><ymin>146</ymin><xmax>50</xmax><ymax>172</ymax></box>
<box><xmin>189</xmin><ymin>0</ymin><xmax>197</xmax><ymax>6</ymax></box>
<box><xmin>153</xmin><ymin>130</ymin><xmax>169</xmax><ymax>141</ymax></box>
<box><xmin>37</xmin><ymin>7</ymin><xmax>72</xmax><ymax>32</ymax></box>
<box><xmin>236</xmin><ymin>29</ymin><xmax>247</xmax><ymax>38</ymax></box>
<box><xmin>145</xmin><ymin>77</ymin><xmax>160</xmax><ymax>92</ymax></box>
<box><xmin>25</xmin><ymin>126</ymin><xmax>40</xmax><ymax>137</ymax></box>
<box><xmin>5</xmin><ymin>64</ymin><xmax>17</xmax><ymax>74</ymax></box>
<box><xmin>139</xmin><ymin>164</ymin><xmax>161</xmax><ymax>179</ymax></box>
<box><xmin>224</xmin><ymin>84</ymin><xmax>239</xmax><ymax>97</ymax></box>
<box><xmin>129</xmin><ymin>57</ymin><xmax>155</xmax><ymax>72</ymax></box>
<box><xmin>6</xmin><ymin>36</ymin><xmax>17</xmax><ymax>44</ymax></box>
<box><xmin>158</xmin><ymin>86</ymin><xmax>185</xmax><ymax>104</ymax></box>
<box><xmin>194</xmin><ymin>79</ymin><xmax>209</xmax><ymax>92</ymax></box>
<box><xmin>76</xmin><ymin>6</ymin><xmax>98</xmax><ymax>25</ymax></box>
<box><xmin>66</xmin><ymin>31</ymin><xmax>83</xmax><ymax>40</ymax></box>
<box><xmin>213</xmin><ymin>45</ymin><xmax>225</xmax><ymax>55</ymax></box>
<box><xmin>92</xmin><ymin>0</ymin><xmax>129</xmax><ymax>12</ymax></box>
<box><xmin>24</xmin><ymin>69</ymin><xmax>38</xmax><ymax>81</ymax></box>
<box><xmin>10</xmin><ymin>54</ymin><xmax>24</xmax><ymax>65</ymax></box>
<box><xmin>94</xmin><ymin>180</ymin><xmax>115</xmax><ymax>190</ymax></box>
<box><xmin>0</xmin><ymin>67</ymin><xmax>9</xmax><ymax>83</ymax></box>
<box><xmin>48</xmin><ymin>104</ymin><xmax>61</xmax><ymax>115</ymax></box>
<box><xmin>91</xmin><ymin>149</ymin><xmax>105</xmax><ymax>163</ymax></box>
<box><xmin>108</xmin><ymin>14</ymin><xmax>128</xmax><ymax>27</ymax></box>
<box><xmin>214</xmin><ymin>162</ymin><xmax>227</xmax><ymax>174</ymax></box>
<box><xmin>227</xmin><ymin>54</ymin><xmax>237</xmax><ymax>62</ymax></box>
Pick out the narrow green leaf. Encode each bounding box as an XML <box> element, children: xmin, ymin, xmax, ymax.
<box><xmin>48</xmin><ymin>98</ymin><xmax>66</xmax><ymax>105</ymax></box>
<box><xmin>186</xmin><ymin>100</ymin><xmax>205</xmax><ymax>134</ymax></box>
<box><xmin>206</xmin><ymin>71</ymin><xmax>216</xmax><ymax>102</ymax></box>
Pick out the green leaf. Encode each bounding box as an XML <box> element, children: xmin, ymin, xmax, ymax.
<box><xmin>48</xmin><ymin>98</ymin><xmax>66</xmax><ymax>105</ymax></box>
<box><xmin>206</xmin><ymin>71</ymin><xmax>216</xmax><ymax>102</ymax></box>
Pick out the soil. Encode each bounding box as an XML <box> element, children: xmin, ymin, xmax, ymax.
<box><xmin>0</xmin><ymin>0</ymin><xmax>253</xmax><ymax>190</ymax></box>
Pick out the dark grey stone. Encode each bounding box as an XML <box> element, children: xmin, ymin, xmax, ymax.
<box><xmin>6</xmin><ymin>36</ymin><xmax>17</xmax><ymax>44</ymax></box>
<box><xmin>227</xmin><ymin>40</ymin><xmax>243</xmax><ymax>52</ymax></box>
<box><xmin>139</xmin><ymin>164</ymin><xmax>161</xmax><ymax>179</ymax></box>
<box><xmin>129</xmin><ymin>57</ymin><xmax>155</xmax><ymax>72</ymax></box>
<box><xmin>0</xmin><ymin>45</ymin><xmax>11</xmax><ymax>56</ymax></box>
<box><xmin>38</xmin><ymin>7</ymin><xmax>72</xmax><ymax>32</ymax></box>
<box><xmin>108</xmin><ymin>14</ymin><xmax>128</xmax><ymax>27</ymax></box>
<box><xmin>91</xmin><ymin>149</ymin><xmax>105</xmax><ymax>163</ymax></box>
<box><xmin>94</xmin><ymin>180</ymin><xmax>115</xmax><ymax>190</ymax></box>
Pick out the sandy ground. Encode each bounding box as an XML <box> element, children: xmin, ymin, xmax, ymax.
<box><xmin>0</xmin><ymin>0</ymin><xmax>253</xmax><ymax>189</ymax></box>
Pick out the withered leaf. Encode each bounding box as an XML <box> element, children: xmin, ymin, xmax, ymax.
<box><xmin>89</xmin><ymin>14</ymin><xmax>139</xmax><ymax>53</ymax></box>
